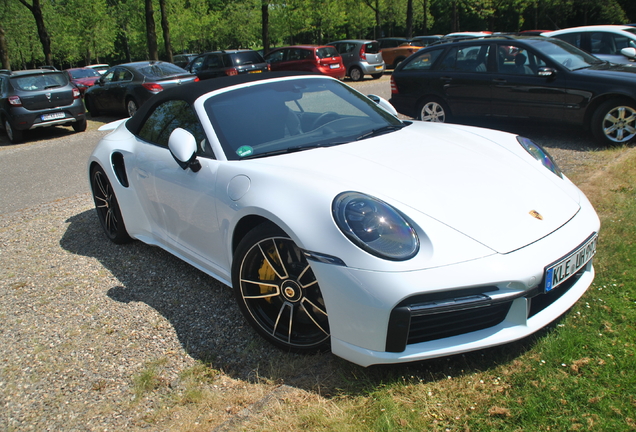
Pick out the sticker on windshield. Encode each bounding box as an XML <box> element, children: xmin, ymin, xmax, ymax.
<box><xmin>236</xmin><ymin>146</ymin><xmax>253</xmax><ymax>157</ymax></box>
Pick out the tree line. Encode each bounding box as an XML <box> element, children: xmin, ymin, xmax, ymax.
<box><xmin>1</xmin><ymin>0</ymin><xmax>635</xmax><ymax>71</ymax></box>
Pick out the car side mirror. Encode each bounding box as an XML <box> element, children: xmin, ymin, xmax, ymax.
<box><xmin>620</xmin><ymin>47</ymin><xmax>636</xmax><ymax>60</ymax></box>
<box><xmin>367</xmin><ymin>94</ymin><xmax>399</xmax><ymax>117</ymax></box>
<box><xmin>168</xmin><ymin>128</ymin><xmax>201</xmax><ymax>172</ymax></box>
<box><xmin>537</xmin><ymin>67</ymin><xmax>556</xmax><ymax>78</ymax></box>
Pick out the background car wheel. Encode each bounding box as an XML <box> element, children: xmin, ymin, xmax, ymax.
<box><xmin>4</xmin><ymin>118</ymin><xmax>23</xmax><ymax>144</ymax></box>
<box><xmin>591</xmin><ymin>99</ymin><xmax>636</xmax><ymax>145</ymax></box>
<box><xmin>418</xmin><ymin>98</ymin><xmax>450</xmax><ymax>122</ymax></box>
<box><xmin>371</xmin><ymin>73</ymin><xmax>383</xmax><ymax>79</ymax></box>
<box><xmin>232</xmin><ymin>223</ymin><xmax>330</xmax><ymax>353</ymax></box>
<box><xmin>90</xmin><ymin>165</ymin><xmax>132</xmax><ymax>244</ymax></box>
<box><xmin>349</xmin><ymin>66</ymin><xmax>363</xmax><ymax>82</ymax></box>
<box><xmin>393</xmin><ymin>57</ymin><xmax>405</xmax><ymax>69</ymax></box>
<box><xmin>126</xmin><ymin>99</ymin><xmax>138</xmax><ymax>117</ymax></box>
<box><xmin>72</xmin><ymin>117</ymin><xmax>87</xmax><ymax>132</ymax></box>
<box><xmin>85</xmin><ymin>97</ymin><xmax>100</xmax><ymax>117</ymax></box>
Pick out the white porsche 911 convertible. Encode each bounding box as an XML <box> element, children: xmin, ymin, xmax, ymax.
<box><xmin>88</xmin><ymin>72</ymin><xmax>599</xmax><ymax>367</ymax></box>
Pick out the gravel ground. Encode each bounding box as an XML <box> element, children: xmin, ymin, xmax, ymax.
<box><xmin>0</xmin><ymin>87</ymin><xmax>614</xmax><ymax>431</ymax></box>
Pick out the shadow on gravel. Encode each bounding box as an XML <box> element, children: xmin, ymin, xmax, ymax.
<box><xmin>60</xmin><ymin>208</ymin><xmax>562</xmax><ymax>397</ymax></box>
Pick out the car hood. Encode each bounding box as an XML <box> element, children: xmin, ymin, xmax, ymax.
<box><xmin>257</xmin><ymin>122</ymin><xmax>580</xmax><ymax>254</ymax></box>
<box><xmin>582</xmin><ymin>62</ymin><xmax>636</xmax><ymax>76</ymax></box>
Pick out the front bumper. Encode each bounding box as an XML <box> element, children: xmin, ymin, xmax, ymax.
<box><xmin>310</xmin><ymin>198</ymin><xmax>599</xmax><ymax>367</ymax></box>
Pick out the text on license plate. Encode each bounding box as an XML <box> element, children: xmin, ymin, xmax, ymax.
<box><xmin>42</xmin><ymin>112</ymin><xmax>65</xmax><ymax>121</ymax></box>
<box><xmin>330</xmin><ymin>63</ymin><xmax>339</xmax><ymax>69</ymax></box>
<box><xmin>248</xmin><ymin>70</ymin><xmax>262</xmax><ymax>73</ymax></box>
<box><xmin>375</xmin><ymin>65</ymin><xmax>382</xmax><ymax>70</ymax></box>
<box><xmin>544</xmin><ymin>234</ymin><xmax>597</xmax><ymax>292</ymax></box>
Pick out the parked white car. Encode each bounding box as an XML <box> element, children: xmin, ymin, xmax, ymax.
<box><xmin>88</xmin><ymin>72</ymin><xmax>599</xmax><ymax>366</ymax></box>
<box><xmin>545</xmin><ymin>25</ymin><xmax>636</xmax><ymax>64</ymax></box>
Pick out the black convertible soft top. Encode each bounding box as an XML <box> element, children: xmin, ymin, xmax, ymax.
<box><xmin>126</xmin><ymin>71</ymin><xmax>317</xmax><ymax>135</ymax></box>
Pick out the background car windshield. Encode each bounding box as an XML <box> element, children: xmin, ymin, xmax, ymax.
<box><xmin>535</xmin><ymin>39</ymin><xmax>600</xmax><ymax>69</ymax></box>
<box><xmin>12</xmin><ymin>73</ymin><xmax>67</xmax><ymax>91</ymax></box>
<box><xmin>316</xmin><ymin>47</ymin><xmax>339</xmax><ymax>58</ymax></box>
<box><xmin>227</xmin><ymin>51</ymin><xmax>264</xmax><ymax>66</ymax></box>
<box><xmin>69</xmin><ymin>69</ymin><xmax>101</xmax><ymax>79</ymax></box>
<box><xmin>204</xmin><ymin>78</ymin><xmax>401</xmax><ymax>160</ymax></box>
<box><xmin>138</xmin><ymin>63</ymin><xmax>186</xmax><ymax>78</ymax></box>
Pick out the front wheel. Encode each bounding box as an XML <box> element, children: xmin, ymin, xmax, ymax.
<box><xmin>90</xmin><ymin>165</ymin><xmax>132</xmax><ymax>244</ymax></box>
<box><xmin>591</xmin><ymin>99</ymin><xmax>636</xmax><ymax>145</ymax></box>
<box><xmin>418</xmin><ymin>98</ymin><xmax>450</xmax><ymax>123</ymax></box>
<box><xmin>232</xmin><ymin>223</ymin><xmax>330</xmax><ymax>352</ymax></box>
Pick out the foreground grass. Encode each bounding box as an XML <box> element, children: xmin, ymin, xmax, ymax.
<box><xmin>233</xmin><ymin>146</ymin><xmax>636</xmax><ymax>431</ymax></box>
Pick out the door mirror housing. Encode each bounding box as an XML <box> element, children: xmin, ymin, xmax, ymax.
<box><xmin>537</xmin><ymin>67</ymin><xmax>556</xmax><ymax>78</ymax></box>
<box><xmin>168</xmin><ymin>128</ymin><xmax>201</xmax><ymax>172</ymax></box>
<box><xmin>620</xmin><ymin>47</ymin><xmax>636</xmax><ymax>60</ymax></box>
<box><xmin>367</xmin><ymin>94</ymin><xmax>399</xmax><ymax>117</ymax></box>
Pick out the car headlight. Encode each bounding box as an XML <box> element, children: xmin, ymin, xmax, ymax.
<box><xmin>332</xmin><ymin>192</ymin><xmax>419</xmax><ymax>261</ymax></box>
<box><xmin>517</xmin><ymin>136</ymin><xmax>563</xmax><ymax>178</ymax></box>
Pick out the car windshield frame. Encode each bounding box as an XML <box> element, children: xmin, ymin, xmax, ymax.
<box><xmin>203</xmin><ymin>77</ymin><xmax>402</xmax><ymax>161</ymax></box>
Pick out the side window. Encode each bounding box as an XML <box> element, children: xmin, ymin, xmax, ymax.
<box><xmin>138</xmin><ymin>100</ymin><xmax>213</xmax><ymax>158</ymax></box>
<box><xmin>402</xmin><ymin>48</ymin><xmax>444</xmax><ymax>71</ymax></box>
<box><xmin>266</xmin><ymin>50</ymin><xmax>284</xmax><ymax>64</ymax></box>
<box><xmin>438</xmin><ymin>45</ymin><xmax>490</xmax><ymax>72</ymax></box>
<box><xmin>102</xmin><ymin>70</ymin><xmax>115</xmax><ymax>84</ymax></box>
<box><xmin>189</xmin><ymin>56</ymin><xmax>205</xmax><ymax>73</ymax></box>
<box><xmin>497</xmin><ymin>47</ymin><xmax>545</xmax><ymax>75</ymax></box>
<box><xmin>120</xmin><ymin>69</ymin><xmax>133</xmax><ymax>81</ymax></box>
<box><xmin>206</xmin><ymin>55</ymin><xmax>222</xmax><ymax>69</ymax></box>
<box><xmin>555</xmin><ymin>33</ymin><xmax>582</xmax><ymax>49</ymax></box>
<box><xmin>590</xmin><ymin>32</ymin><xmax>614</xmax><ymax>54</ymax></box>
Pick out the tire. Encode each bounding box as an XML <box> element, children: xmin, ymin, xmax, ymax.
<box><xmin>591</xmin><ymin>98</ymin><xmax>636</xmax><ymax>145</ymax></box>
<box><xmin>418</xmin><ymin>97</ymin><xmax>451</xmax><ymax>123</ymax></box>
<box><xmin>85</xmin><ymin>97</ymin><xmax>100</xmax><ymax>117</ymax></box>
<box><xmin>371</xmin><ymin>73</ymin><xmax>383</xmax><ymax>79</ymax></box>
<box><xmin>72</xmin><ymin>117</ymin><xmax>87</xmax><ymax>132</ymax></box>
<box><xmin>232</xmin><ymin>223</ymin><xmax>330</xmax><ymax>353</ymax></box>
<box><xmin>349</xmin><ymin>66</ymin><xmax>363</xmax><ymax>82</ymax></box>
<box><xmin>126</xmin><ymin>98</ymin><xmax>138</xmax><ymax>117</ymax></box>
<box><xmin>393</xmin><ymin>57</ymin><xmax>405</xmax><ymax>69</ymax></box>
<box><xmin>90</xmin><ymin>165</ymin><xmax>132</xmax><ymax>244</ymax></box>
<box><xmin>4</xmin><ymin>118</ymin><xmax>23</xmax><ymax>144</ymax></box>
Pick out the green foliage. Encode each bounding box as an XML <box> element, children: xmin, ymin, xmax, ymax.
<box><xmin>4</xmin><ymin>0</ymin><xmax>636</xmax><ymax>68</ymax></box>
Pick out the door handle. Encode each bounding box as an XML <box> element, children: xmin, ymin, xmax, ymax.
<box><xmin>492</xmin><ymin>78</ymin><xmax>507</xmax><ymax>83</ymax></box>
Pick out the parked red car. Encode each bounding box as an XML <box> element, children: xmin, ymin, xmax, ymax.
<box><xmin>264</xmin><ymin>45</ymin><xmax>346</xmax><ymax>79</ymax></box>
<box><xmin>65</xmin><ymin>67</ymin><xmax>102</xmax><ymax>94</ymax></box>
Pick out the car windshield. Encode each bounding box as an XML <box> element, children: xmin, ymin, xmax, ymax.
<box><xmin>138</xmin><ymin>62</ymin><xmax>188</xmax><ymax>78</ymax></box>
<box><xmin>534</xmin><ymin>38</ymin><xmax>604</xmax><ymax>69</ymax></box>
<box><xmin>227</xmin><ymin>51</ymin><xmax>264</xmax><ymax>66</ymax></box>
<box><xmin>316</xmin><ymin>47</ymin><xmax>339</xmax><ymax>59</ymax></box>
<box><xmin>69</xmin><ymin>68</ymin><xmax>101</xmax><ymax>79</ymax></box>
<box><xmin>204</xmin><ymin>77</ymin><xmax>403</xmax><ymax>160</ymax></box>
<box><xmin>12</xmin><ymin>73</ymin><xmax>68</xmax><ymax>91</ymax></box>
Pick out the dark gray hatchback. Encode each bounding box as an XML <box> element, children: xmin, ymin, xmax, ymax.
<box><xmin>0</xmin><ymin>68</ymin><xmax>86</xmax><ymax>143</ymax></box>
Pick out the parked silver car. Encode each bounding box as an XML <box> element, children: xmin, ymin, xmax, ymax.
<box><xmin>328</xmin><ymin>40</ymin><xmax>385</xmax><ymax>81</ymax></box>
<box><xmin>545</xmin><ymin>25</ymin><xmax>636</xmax><ymax>65</ymax></box>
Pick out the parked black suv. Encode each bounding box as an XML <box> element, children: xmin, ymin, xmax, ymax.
<box><xmin>390</xmin><ymin>35</ymin><xmax>636</xmax><ymax>145</ymax></box>
<box><xmin>0</xmin><ymin>68</ymin><xmax>86</xmax><ymax>143</ymax></box>
<box><xmin>186</xmin><ymin>50</ymin><xmax>269</xmax><ymax>80</ymax></box>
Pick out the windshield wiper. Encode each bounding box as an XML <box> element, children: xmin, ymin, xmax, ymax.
<box><xmin>356</xmin><ymin>123</ymin><xmax>408</xmax><ymax>141</ymax></box>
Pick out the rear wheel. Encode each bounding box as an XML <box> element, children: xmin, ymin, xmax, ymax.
<box><xmin>232</xmin><ymin>223</ymin><xmax>330</xmax><ymax>353</ymax></box>
<box><xmin>591</xmin><ymin>98</ymin><xmax>636</xmax><ymax>145</ymax></box>
<box><xmin>72</xmin><ymin>117</ymin><xmax>87</xmax><ymax>132</ymax></box>
<box><xmin>126</xmin><ymin>98</ymin><xmax>138</xmax><ymax>117</ymax></box>
<box><xmin>90</xmin><ymin>165</ymin><xmax>132</xmax><ymax>244</ymax></box>
<box><xmin>349</xmin><ymin>66</ymin><xmax>363</xmax><ymax>82</ymax></box>
<box><xmin>4</xmin><ymin>118</ymin><xmax>23</xmax><ymax>144</ymax></box>
<box><xmin>418</xmin><ymin>97</ymin><xmax>450</xmax><ymax>123</ymax></box>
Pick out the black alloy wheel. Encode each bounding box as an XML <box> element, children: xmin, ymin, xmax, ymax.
<box><xmin>232</xmin><ymin>223</ymin><xmax>330</xmax><ymax>352</ymax></box>
<box><xmin>90</xmin><ymin>165</ymin><xmax>132</xmax><ymax>244</ymax></box>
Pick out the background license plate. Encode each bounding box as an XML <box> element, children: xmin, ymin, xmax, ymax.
<box><xmin>248</xmin><ymin>70</ymin><xmax>262</xmax><ymax>73</ymax></box>
<box><xmin>330</xmin><ymin>64</ymin><xmax>339</xmax><ymax>69</ymax></box>
<box><xmin>544</xmin><ymin>234</ymin><xmax>597</xmax><ymax>292</ymax></box>
<box><xmin>42</xmin><ymin>112</ymin><xmax>65</xmax><ymax>121</ymax></box>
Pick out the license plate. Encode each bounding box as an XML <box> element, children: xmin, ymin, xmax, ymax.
<box><xmin>248</xmin><ymin>70</ymin><xmax>262</xmax><ymax>74</ymax></box>
<box><xmin>544</xmin><ymin>234</ymin><xmax>597</xmax><ymax>292</ymax></box>
<box><xmin>330</xmin><ymin>64</ymin><xmax>339</xmax><ymax>69</ymax></box>
<box><xmin>41</xmin><ymin>112</ymin><xmax>65</xmax><ymax>121</ymax></box>
<box><xmin>375</xmin><ymin>65</ymin><xmax>382</xmax><ymax>70</ymax></box>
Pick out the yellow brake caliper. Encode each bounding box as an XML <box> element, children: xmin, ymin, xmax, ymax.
<box><xmin>258</xmin><ymin>243</ymin><xmax>280</xmax><ymax>301</ymax></box>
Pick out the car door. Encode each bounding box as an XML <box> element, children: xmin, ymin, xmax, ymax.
<box><xmin>99</xmin><ymin>67</ymin><xmax>133</xmax><ymax>112</ymax></box>
<box><xmin>130</xmin><ymin>99</ymin><xmax>225</xmax><ymax>270</ymax></box>
<box><xmin>490</xmin><ymin>43</ymin><xmax>566</xmax><ymax>121</ymax></box>
<box><xmin>434</xmin><ymin>43</ymin><xmax>492</xmax><ymax>116</ymax></box>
